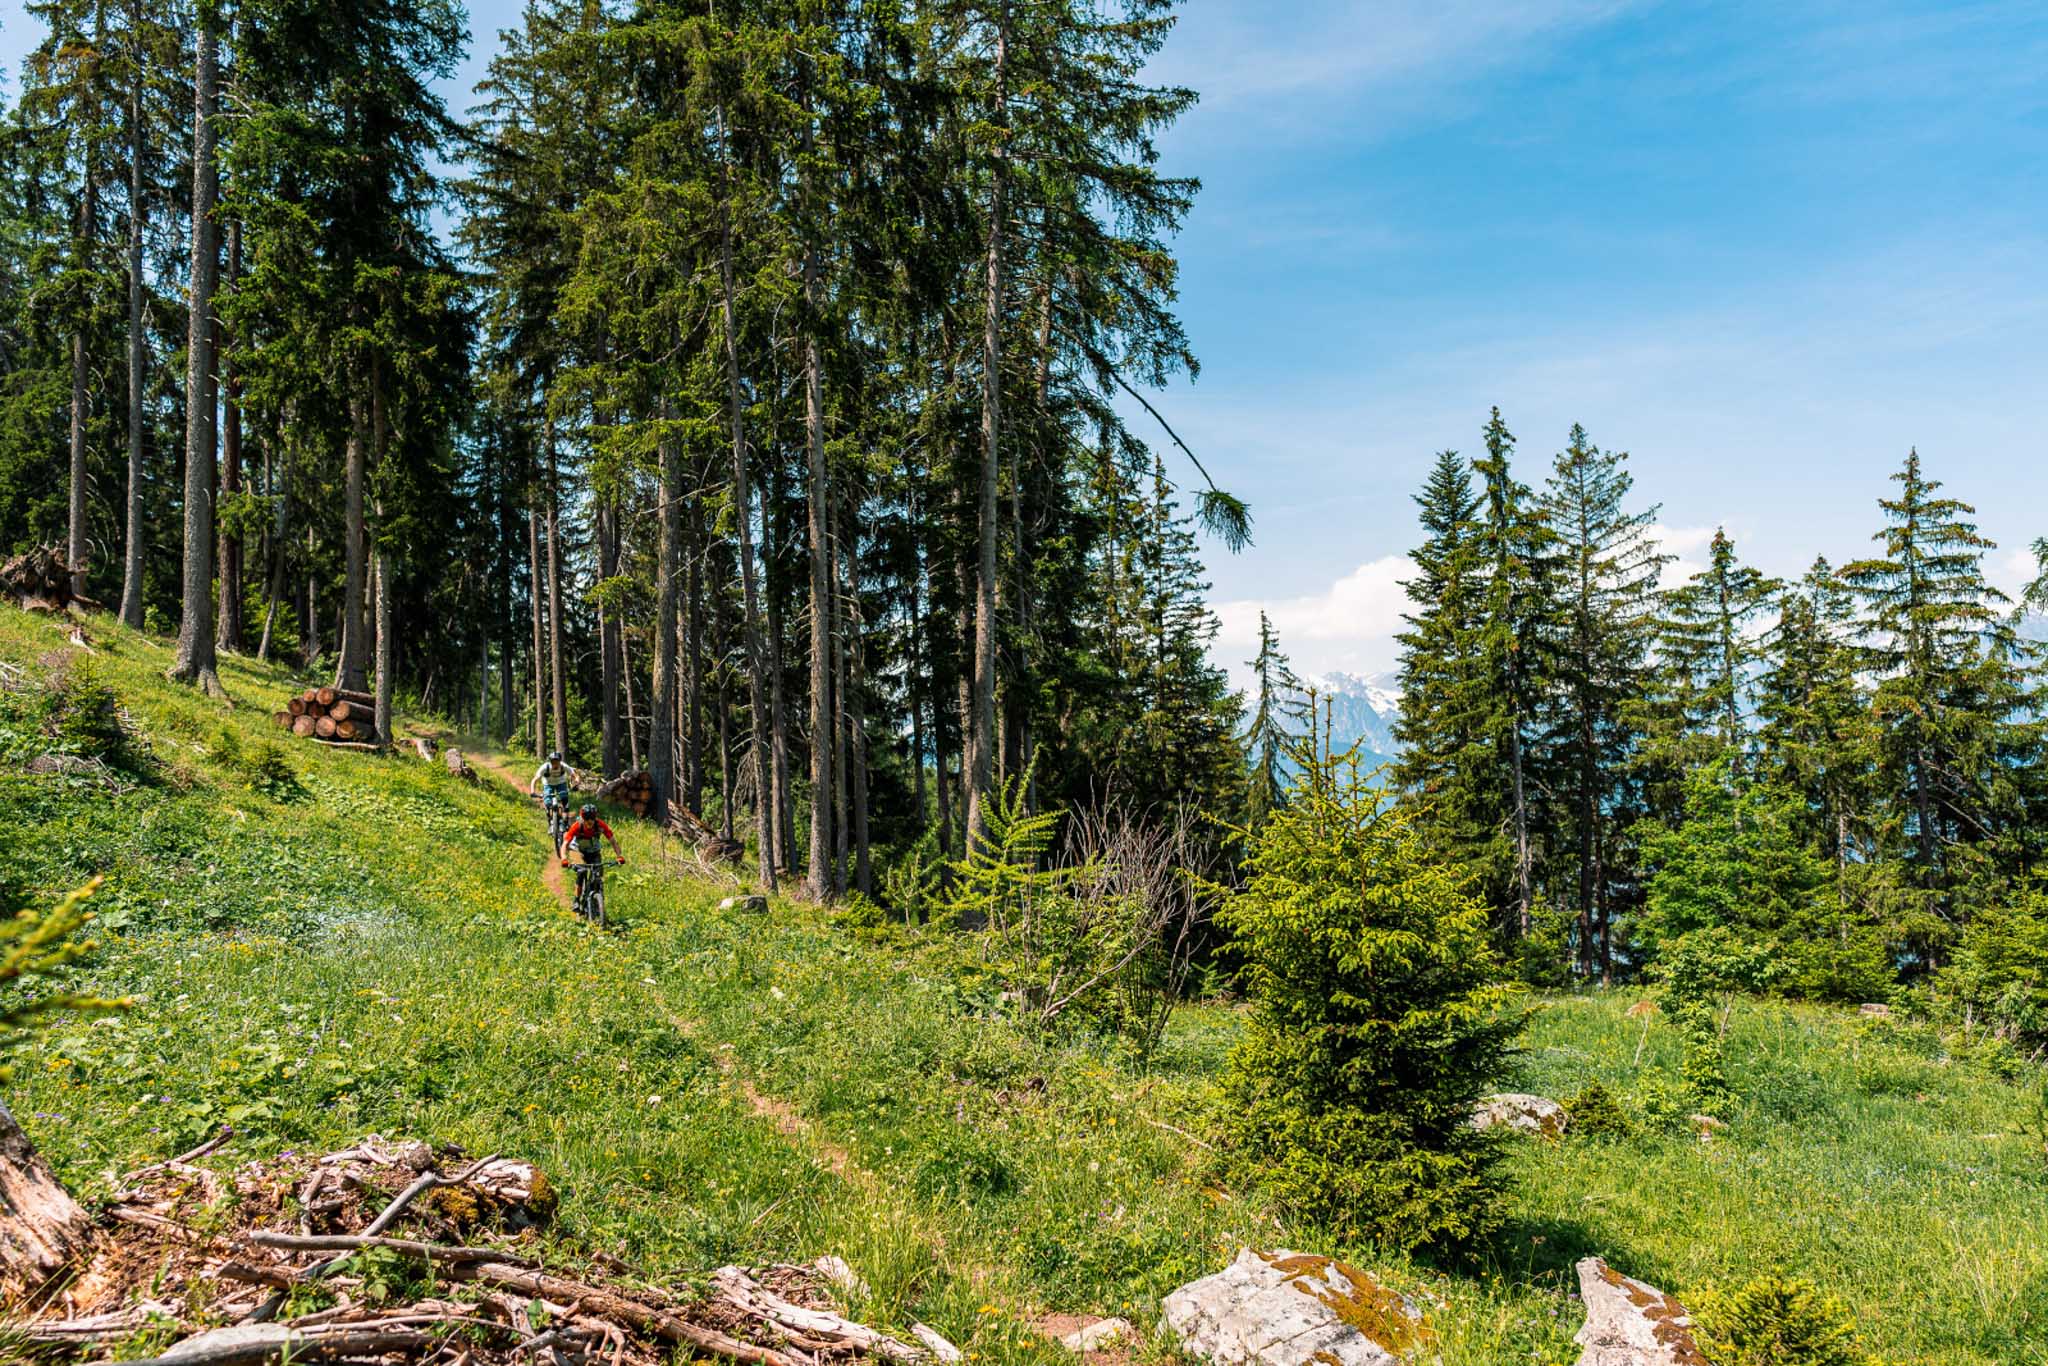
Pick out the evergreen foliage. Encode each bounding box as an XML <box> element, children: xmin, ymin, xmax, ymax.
<box><xmin>1217</xmin><ymin>745</ymin><xmax>1525</xmax><ymax>1250</ymax></box>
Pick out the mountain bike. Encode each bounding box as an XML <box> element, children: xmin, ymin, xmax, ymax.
<box><xmin>564</xmin><ymin>857</ymin><xmax>624</xmax><ymax>925</ymax></box>
<box><xmin>539</xmin><ymin>787</ymin><xmax>570</xmax><ymax>854</ymax></box>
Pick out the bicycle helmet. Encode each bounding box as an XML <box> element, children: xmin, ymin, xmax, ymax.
<box><xmin>549</xmin><ymin>750</ymin><xmax>562</xmax><ymax>763</ymax></box>
<box><xmin>581</xmin><ymin>804</ymin><xmax>597</xmax><ymax>819</ymax></box>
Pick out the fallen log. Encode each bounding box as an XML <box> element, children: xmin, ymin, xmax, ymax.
<box><xmin>314</xmin><ymin>716</ymin><xmax>338</xmax><ymax>739</ymax></box>
<box><xmin>311</xmin><ymin>739</ymin><xmax>383</xmax><ymax>752</ymax></box>
<box><xmin>271</xmin><ymin>711</ymin><xmax>291</xmax><ymax>730</ymax></box>
<box><xmin>326</xmin><ymin>700</ymin><xmax>368</xmax><ymax>723</ymax></box>
<box><xmin>331</xmin><ymin>687</ymin><xmax>375</xmax><ymax>709</ymax></box>
<box><xmin>453</xmin><ymin>1261</ymin><xmax>801</xmax><ymax>1366</ymax></box>
<box><xmin>244</xmin><ymin>1231</ymin><xmax>535</xmax><ymax>1266</ymax></box>
<box><xmin>117</xmin><ymin>1323</ymin><xmax>432</xmax><ymax>1366</ymax></box>
<box><xmin>290</xmin><ymin>716</ymin><xmax>316</xmax><ymax>738</ymax></box>
<box><xmin>313</xmin><ymin>686</ymin><xmax>336</xmax><ymax>707</ymax></box>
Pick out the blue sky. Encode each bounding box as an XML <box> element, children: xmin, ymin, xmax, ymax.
<box><xmin>5</xmin><ymin>0</ymin><xmax>2045</xmax><ymax>688</ymax></box>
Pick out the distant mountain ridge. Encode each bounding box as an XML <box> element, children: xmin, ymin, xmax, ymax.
<box><xmin>1298</xmin><ymin>670</ymin><xmax>1403</xmax><ymax>769</ymax></box>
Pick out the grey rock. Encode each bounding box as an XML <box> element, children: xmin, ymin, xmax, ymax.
<box><xmin>1573</xmin><ymin>1257</ymin><xmax>1708</xmax><ymax>1366</ymax></box>
<box><xmin>1471</xmin><ymin>1092</ymin><xmax>1570</xmax><ymax>1138</ymax></box>
<box><xmin>1059</xmin><ymin>1319</ymin><xmax>1134</xmax><ymax>1353</ymax></box>
<box><xmin>719</xmin><ymin>895</ymin><xmax>769</xmax><ymax>914</ymax></box>
<box><xmin>1162</xmin><ymin>1248</ymin><xmax>1426</xmax><ymax>1366</ymax></box>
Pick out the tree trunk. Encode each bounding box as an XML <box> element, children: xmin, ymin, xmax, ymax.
<box><xmin>338</xmin><ymin>389</ymin><xmax>369</xmax><ymax>692</ymax></box>
<box><xmin>622</xmin><ymin>625</ymin><xmax>641</xmax><ymax>769</ymax></box>
<box><xmin>256</xmin><ymin>429</ymin><xmax>290</xmax><ymax>662</ymax></box>
<box><xmin>0</xmin><ymin>1101</ymin><xmax>92</xmax><ymax>1303</ymax></box>
<box><xmin>846</xmin><ymin>500</ymin><xmax>871</xmax><ymax>895</ymax></box>
<box><xmin>716</xmin><ymin>154</ymin><xmax>776</xmax><ymax>892</ymax></box>
<box><xmin>830</xmin><ymin>497</ymin><xmax>849</xmax><ymax>897</ymax></box>
<box><xmin>802</xmin><ymin>247</ymin><xmax>834</xmax><ymax>899</ymax></box>
<box><xmin>766</xmin><ymin>375</ymin><xmax>794</xmax><ymax>874</ymax></box>
<box><xmin>527</xmin><ymin>498</ymin><xmax>546</xmax><ymax>758</ymax></box>
<box><xmin>67</xmin><ymin>167</ymin><xmax>96</xmax><ymax>603</ymax></box>
<box><xmin>968</xmin><ymin>1</ymin><xmax>1010</xmax><ymax>849</ymax></box>
<box><xmin>598</xmin><ymin>495</ymin><xmax>621</xmax><ymax>777</ymax></box>
<box><xmin>371</xmin><ymin>375</ymin><xmax>392</xmax><ymax>745</ymax></box>
<box><xmin>684</xmin><ymin>493</ymin><xmax>704</xmax><ymax>817</ymax></box>
<box><xmin>649</xmin><ymin>407</ymin><xmax>682</xmax><ymax>826</ymax></box>
<box><xmin>118</xmin><ymin>0</ymin><xmax>147</xmax><ymax>628</ymax></box>
<box><xmin>545</xmin><ymin>415</ymin><xmax>567</xmax><ymax>756</ymax></box>
<box><xmin>168</xmin><ymin>12</ymin><xmax>222</xmax><ymax>696</ymax></box>
<box><xmin>215</xmin><ymin>218</ymin><xmax>244</xmax><ymax>651</ymax></box>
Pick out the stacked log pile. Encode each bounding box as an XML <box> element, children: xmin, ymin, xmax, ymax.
<box><xmin>594</xmin><ymin>768</ymin><xmax>744</xmax><ymax>863</ymax></box>
<box><xmin>595</xmin><ymin>768</ymin><xmax>656</xmax><ymax>816</ymax></box>
<box><xmin>9</xmin><ymin>1129</ymin><xmax>962</xmax><ymax>1366</ymax></box>
<box><xmin>273</xmin><ymin>685</ymin><xmax>383</xmax><ymax>748</ymax></box>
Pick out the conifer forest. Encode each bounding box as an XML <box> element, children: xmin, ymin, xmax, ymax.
<box><xmin>2</xmin><ymin>3</ymin><xmax>2047</xmax><ymax>1363</ymax></box>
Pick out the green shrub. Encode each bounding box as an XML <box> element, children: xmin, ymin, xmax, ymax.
<box><xmin>1215</xmin><ymin>746</ymin><xmax>1525</xmax><ymax>1250</ymax></box>
<box><xmin>49</xmin><ymin>662</ymin><xmax>132</xmax><ymax>761</ymax></box>
<box><xmin>1566</xmin><ymin>1080</ymin><xmax>1632</xmax><ymax>1139</ymax></box>
<box><xmin>1939</xmin><ymin>890</ymin><xmax>2048</xmax><ymax>1043</ymax></box>
<box><xmin>1698</xmin><ymin>1271</ymin><xmax>1864</xmax><ymax>1366</ymax></box>
<box><xmin>1639</xmin><ymin>765</ymin><xmax>1891</xmax><ymax>1004</ymax></box>
<box><xmin>1657</xmin><ymin>928</ymin><xmax>1775</xmax><ymax>1113</ymax></box>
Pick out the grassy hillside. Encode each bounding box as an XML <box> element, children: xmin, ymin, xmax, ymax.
<box><xmin>4</xmin><ymin>605</ymin><xmax>2045</xmax><ymax>1366</ymax></box>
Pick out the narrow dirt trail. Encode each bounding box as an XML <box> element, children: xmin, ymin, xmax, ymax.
<box><xmin>468</xmin><ymin>749</ymin><xmax>570</xmax><ymax>908</ymax></box>
<box><xmin>469</xmin><ymin>749</ymin><xmax>866</xmax><ymax>1183</ymax></box>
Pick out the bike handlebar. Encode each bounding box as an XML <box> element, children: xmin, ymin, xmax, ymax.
<box><xmin>562</xmin><ymin>858</ymin><xmax>625</xmax><ymax>867</ymax></box>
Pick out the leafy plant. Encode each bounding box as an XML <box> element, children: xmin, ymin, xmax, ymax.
<box><xmin>1698</xmin><ymin>1271</ymin><xmax>1865</xmax><ymax>1366</ymax></box>
<box><xmin>1566</xmin><ymin>1080</ymin><xmax>1632</xmax><ymax>1139</ymax></box>
<box><xmin>0</xmin><ymin>878</ymin><xmax>126</xmax><ymax>1079</ymax></box>
<box><xmin>1214</xmin><ymin>744</ymin><xmax>1526</xmax><ymax>1250</ymax></box>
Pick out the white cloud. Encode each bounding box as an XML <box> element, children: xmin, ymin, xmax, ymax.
<box><xmin>1155</xmin><ymin>0</ymin><xmax>1638</xmax><ymax>110</ymax></box>
<box><xmin>1215</xmin><ymin>555</ymin><xmax>1416</xmax><ymax>691</ymax></box>
<box><xmin>1650</xmin><ymin>524</ymin><xmax>1718</xmax><ymax>588</ymax></box>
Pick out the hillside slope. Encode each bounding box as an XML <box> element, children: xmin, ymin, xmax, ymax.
<box><xmin>3</xmin><ymin>606</ymin><xmax>2045</xmax><ymax>1366</ymax></box>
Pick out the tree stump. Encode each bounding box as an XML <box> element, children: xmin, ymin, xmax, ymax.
<box><xmin>0</xmin><ymin>1100</ymin><xmax>91</xmax><ymax>1303</ymax></box>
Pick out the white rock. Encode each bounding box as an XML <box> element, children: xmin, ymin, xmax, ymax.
<box><xmin>1162</xmin><ymin>1248</ymin><xmax>1426</xmax><ymax>1366</ymax></box>
<box><xmin>720</xmin><ymin>895</ymin><xmax>770</xmax><ymax>914</ymax></box>
<box><xmin>1060</xmin><ymin>1318</ymin><xmax>1134</xmax><ymax>1353</ymax></box>
<box><xmin>814</xmin><ymin>1254</ymin><xmax>870</xmax><ymax>1299</ymax></box>
<box><xmin>1471</xmin><ymin>1092</ymin><xmax>1570</xmax><ymax>1138</ymax></box>
<box><xmin>1573</xmin><ymin>1257</ymin><xmax>1708</xmax><ymax>1366</ymax></box>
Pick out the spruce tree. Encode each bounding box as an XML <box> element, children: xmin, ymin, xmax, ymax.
<box><xmin>1840</xmin><ymin>450</ymin><xmax>2037</xmax><ymax>958</ymax></box>
<box><xmin>1469</xmin><ymin>410</ymin><xmax>1557</xmax><ymax>941</ymax></box>
<box><xmin>1540</xmin><ymin>424</ymin><xmax>1669</xmax><ymax>980</ymax></box>
<box><xmin>1241</xmin><ymin>610</ymin><xmax>1304</xmax><ymax>831</ymax></box>
<box><xmin>1653</xmin><ymin>528</ymin><xmax>1779</xmax><ymax>773</ymax></box>
<box><xmin>1394</xmin><ymin>449</ymin><xmax>1513</xmax><ymax>931</ymax></box>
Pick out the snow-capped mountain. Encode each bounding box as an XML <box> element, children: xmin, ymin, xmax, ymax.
<box><xmin>1300</xmin><ymin>670</ymin><xmax>1403</xmax><ymax>768</ymax></box>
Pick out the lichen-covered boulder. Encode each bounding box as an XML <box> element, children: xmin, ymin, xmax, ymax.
<box><xmin>1162</xmin><ymin>1248</ymin><xmax>1428</xmax><ymax>1366</ymax></box>
<box><xmin>1573</xmin><ymin>1257</ymin><xmax>1708</xmax><ymax>1366</ymax></box>
<box><xmin>1471</xmin><ymin>1092</ymin><xmax>1570</xmax><ymax>1138</ymax></box>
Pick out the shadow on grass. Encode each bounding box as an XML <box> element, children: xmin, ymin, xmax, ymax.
<box><xmin>1448</xmin><ymin>1212</ymin><xmax>1621</xmax><ymax>1294</ymax></box>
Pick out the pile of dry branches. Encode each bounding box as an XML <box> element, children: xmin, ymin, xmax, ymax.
<box><xmin>16</xmin><ymin>1134</ymin><xmax>961</xmax><ymax>1366</ymax></box>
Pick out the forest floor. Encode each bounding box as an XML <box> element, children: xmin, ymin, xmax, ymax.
<box><xmin>4</xmin><ymin>603</ymin><xmax>2046</xmax><ymax>1366</ymax></box>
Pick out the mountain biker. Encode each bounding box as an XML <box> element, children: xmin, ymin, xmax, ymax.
<box><xmin>529</xmin><ymin>751</ymin><xmax>575</xmax><ymax>850</ymax></box>
<box><xmin>562</xmin><ymin>804</ymin><xmax>624</xmax><ymax>869</ymax></box>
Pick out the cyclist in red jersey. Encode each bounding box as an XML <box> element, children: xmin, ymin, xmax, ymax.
<box><xmin>562</xmin><ymin>804</ymin><xmax>624</xmax><ymax>867</ymax></box>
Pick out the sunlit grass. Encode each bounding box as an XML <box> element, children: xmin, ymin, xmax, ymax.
<box><xmin>3</xmin><ymin>603</ymin><xmax>2043</xmax><ymax>1364</ymax></box>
